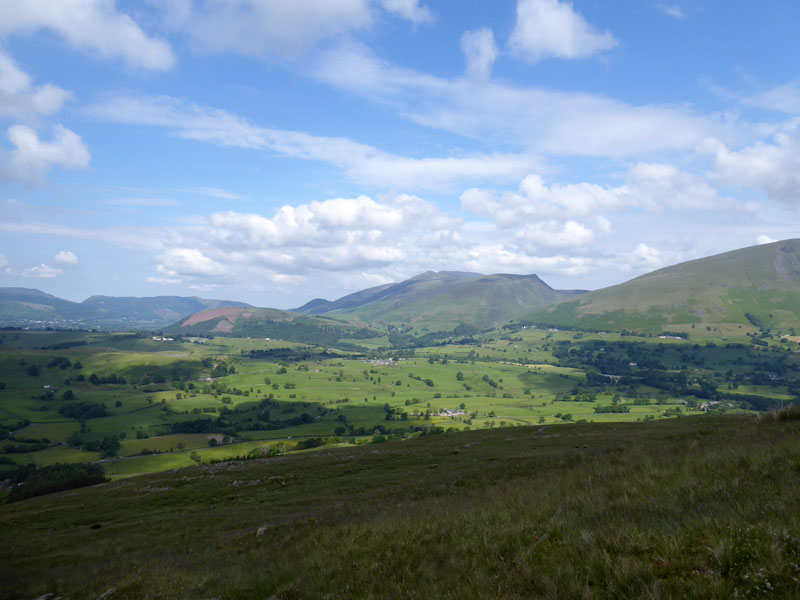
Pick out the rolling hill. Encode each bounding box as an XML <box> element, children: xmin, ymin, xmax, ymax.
<box><xmin>0</xmin><ymin>288</ymin><xmax>250</xmax><ymax>329</ymax></box>
<box><xmin>294</xmin><ymin>271</ymin><xmax>585</xmax><ymax>330</ymax></box>
<box><xmin>527</xmin><ymin>239</ymin><xmax>800</xmax><ymax>332</ymax></box>
<box><xmin>166</xmin><ymin>306</ymin><xmax>379</xmax><ymax>347</ymax></box>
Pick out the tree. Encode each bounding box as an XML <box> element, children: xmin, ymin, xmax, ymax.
<box><xmin>456</xmin><ymin>371</ymin><xmax>464</xmax><ymax>381</ymax></box>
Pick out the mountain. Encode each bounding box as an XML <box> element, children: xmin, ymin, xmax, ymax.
<box><xmin>0</xmin><ymin>288</ymin><xmax>250</xmax><ymax>329</ymax></box>
<box><xmin>294</xmin><ymin>271</ymin><xmax>585</xmax><ymax>330</ymax></box>
<box><xmin>167</xmin><ymin>306</ymin><xmax>379</xmax><ymax>347</ymax></box>
<box><xmin>80</xmin><ymin>295</ymin><xmax>249</xmax><ymax>325</ymax></box>
<box><xmin>527</xmin><ymin>239</ymin><xmax>800</xmax><ymax>332</ymax></box>
<box><xmin>0</xmin><ymin>288</ymin><xmax>87</xmax><ymax>321</ymax></box>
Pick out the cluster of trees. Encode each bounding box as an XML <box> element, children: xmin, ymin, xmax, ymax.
<box><xmin>387</xmin><ymin>324</ymin><xmax>478</xmax><ymax>349</ymax></box>
<box><xmin>594</xmin><ymin>404</ymin><xmax>631</xmax><ymax>413</ymax></box>
<box><xmin>6</xmin><ymin>462</ymin><xmax>107</xmax><ymax>502</ymax></box>
<box><xmin>58</xmin><ymin>402</ymin><xmax>108</xmax><ymax>420</ymax></box>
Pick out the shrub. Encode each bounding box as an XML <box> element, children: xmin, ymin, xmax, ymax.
<box><xmin>756</xmin><ymin>404</ymin><xmax>800</xmax><ymax>423</ymax></box>
<box><xmin>8</xmin><ymin>463</ymin><xmax>107</xmax><ymax>502</ymax></box>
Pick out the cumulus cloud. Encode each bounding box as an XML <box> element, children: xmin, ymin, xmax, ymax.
<box><xmin>134</xmin><ymin>193</ymin><xmax>599</xmax><ymax>286</ymax></box>
<box><xmin>0</xmin><ymin>124</ymin><xmax>90</xmax><ymax>183</ymax></box>
<box><xmin>702</xmin><ymin>127</ymin><xmax>800</xmax><ymax>203</ymax></box>
<box><xmin>461</xmin><ymin>165</ymin><xmax>736</xmax><ymax>227</ymax></box>
<box><xmin>756</xmin><ymin>235</ymin><xmax>777</xmax><ymax>245</ymax></box>
<box><xmin>5</xmin><ymin>187</ymin><xmax>708</xmax><ymax>294</ymax></box>
<box><xmin>0</xmin><ymin>50</ymin><xmax>71</xmax><ymax>117</ymax></box>
<box><xmin>462</xmin><ymin>175</ymin><xmax>624</xmax><ymax>223</ymax></box>
<box><xmin>54</xmin><ymin>250</ymin><xmax>78</xmax><ymax>265</ymax></box>
<box><xmin>22</xmin><ymin>263</ymin><xmax>62</xmax><ymax>278</ymax></box>
<box><xmin>509</xmin><ymin>0</ymin><xmax>618</xmax><ymax>63</ymax></box>
<box><xmin>461</xmin><ymin>28</ymin><xmax>497</xmax><ymax>80</ymax></box>
<box><xmin>0</xmin><ymin>254</ymin><xmax>10</xmax><ymax>273</ymax></box>
<box><xmin>625</xmin><ymin>163</ymin><xmax>730</xmax><ymax>211</ymax></box>
<box><xmin>620</xmin><ymin>243</ymin><xmax>667</xmax><ymax>273</ymax></box>
<box><xmin>90</xmin><ymin>94</ymin><xmax>537</xmax><ymax>189</ymax></box>
<box><xmin>0</xmin><ymin>0</ymin><xmax>175</xmax><ymax>71</ymax></box>
<box><xmin>518</xmin><ymin>219</ymin><xmax>597</xmax><ymax>249</ymax></box>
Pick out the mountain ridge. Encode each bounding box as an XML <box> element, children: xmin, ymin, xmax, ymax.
<box><xmin>526</xmin><ymin>239</ymin><xmax>800</xmax><ymax>332</ymax></box>
<box><xmin>0</xmin><ymin>288</ymin><xmax>251</xmax><ymax>329</ymax></box>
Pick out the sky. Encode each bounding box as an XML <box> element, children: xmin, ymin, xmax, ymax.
<box><xmin>0</xmin><ymin>0</ymin><xmax>799</xmax><ymax>308</ymax></box>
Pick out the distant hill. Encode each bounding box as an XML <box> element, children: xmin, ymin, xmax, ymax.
<box><xmin>527</xmin><ymin>239</ymin><xmax>800</xmax><ymax>332</ymax></box>
<box><xmin>294</xmin><ymin>271</ymin><xmax>585</xmax><ymax>330</ymax></box>
<box><xmin>0</xmin><ymin>288</ymin><xmax>250</xmax><ymax>330</ymax></box>
<box><xmin>167</xmin><ymin>306</ymin><xmax>379</xmax><ymax>347</ymax></box>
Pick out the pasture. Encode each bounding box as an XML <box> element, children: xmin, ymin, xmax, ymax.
<box><xmin>1</xmin><ymin>326</ymin><xmax>795</xmax><ymax>479</ymax></box>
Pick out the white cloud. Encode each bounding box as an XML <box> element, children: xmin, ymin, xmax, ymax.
<box><xmin>625</xmin><ymin>162</ymin><xmax>730</xmax><ymax>211</ymax></box>
<box><xmin>461</xmin><ymin>28</ymin><xmax>497</xmax><ymax>80</ymax></box>
<box><xmin>509</xmin><ymin>0</ymin><xmax>618</xmax><ymax>63</ymax></box>
<box><xmin>379</xmin><ymin>0</ymin><xmax>433</xmax><ymax>24</ymax></box>
<box><xmin>90</xmin><ymin>94</ymin><xmax>538</xmax><ymax>189</ymax></box>
<box><xmin>136</xmin><ymin>190</ymin><xmax>617</xmax><ymax>289</ymax></box>
<box><xmin>458</xmin><ymin>245</ymin><xmax>595</xmax><ymax>277</ymax></box>
<box><xmin>744</xmin><ymin>82</ymin><xmax>800</xmax><ymax>114</ymax></box>
<box><xmin>621</xmin><ymin>243</ymin><xmax>667</xmax><ymax>272</ymax></box>
<box><xmin>0</xmin><ymin>254</ymin><xmax>10</xmax><ymax>273</ymax></box>
<box><xmin>152</xmin><ymin>0</ymin><xmax>430</xmax><ymax>61</ymax></box>
<box><xmin>756</xmin><ymin>235</ymin><xmax>777</xmax><ymax>245</ymax></box>
<box><xmin>654</xmin><ymin>4</ymin><xmax>685</xmax><ymax>19</ymax></box>
<box><xmin>461</xmin><ymin>166</ymin><xmax>736</xmax><ymax>227</ymax></box>
<box><xmin>310</xmin><ymin>43</ymin><xmax>726</xmax><ymax>157</ymax></box>
<box><xmin>702</xmin><ymin>127</ymin><xmax>800</xmax><ymax>203</ymax></box>
<box><xmin>5</xmin><ymin>187</ymin><xmax>724</xmax><ymax>294</ymax></box>
<box><xmin>22</xmin><ymin>263</ymin><xmax>62</xmax><ymax>278</ymax></box>
<box><xmin>0</xmin><ymin>220</ymin><xmax>165</xmax><ymax>251</ymax></box>
<box><xmin>0</xmin><ymin>0</ymin><xmax>175</xmax><ymax>71</ymax></box>
<box><xmin>54</xmin><ymin>250</ymin><xmax>78</xmax><ymax>265</ymax></box>
<box><xmin>104</xmin><ymin>198</ymin><xmax>181</xmax><ymax>207</ymax></box>
<box><xmin>0</xmin><ymin>124</ymin><xmax>90</xmax><ymax>183</ymax></box>
<box><xmin>0</xmin><ymin>50</ymin><xmax>72</xmax><ymax>117</ymax></box>
<box><xmin>188</xmin><ymin>187</ymin><xmax>245</xmax><ymax>200</ymax></box>
<box><xmin>462</xmin><ymin>174</ymin><xmax>625</xmax><ymax>223</ymax></box>
<box><xmin>519</xmin><ymin>219</ymin><xmax>597</xmax><ymax>249</ymax></box>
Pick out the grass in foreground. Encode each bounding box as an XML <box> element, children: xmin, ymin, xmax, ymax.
<box><xmin>1</xmin><ymin>415</ymin><xmax>799</xmax><ymax>599</ymax></box>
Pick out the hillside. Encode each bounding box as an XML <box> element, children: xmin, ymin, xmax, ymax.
<box><xmin>0</xmin><ymin>288</ymin><xmax>250</xmax><ymax>329</ymax></box>
<box><xmin>527</xmin><ymin>239</ymin><xmax>800</xmax><ymax>332</ymax></box>
<box><xmin>294</xmin><ymin>271</ymin><xmax>584</xmax><ymax>330</ymax></box>
<box><xmin>0</xmin><ymin>288</ymin><xmax>86</xmax><ymax>321</ymax></box>
<box><xmin>2</xmin><ymin>415</ymin><xmax>799</xmax><ymax>599</ymax></box>
<box><xmin>167</xmin><ymin>306</ymin><xmax>379</xmax><ymax>347</ymax></box>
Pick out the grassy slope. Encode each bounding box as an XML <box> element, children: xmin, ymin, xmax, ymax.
<box><xmin>168</xmin><ymin>306</ymin><xmax>379</xmax><ymax>343</ymax></box>
<box><xmin>529</xmin><ymin>239</ymin><xmax>800</xmax><ymax>332</ymax></box>
<box><xmin>333</xmin><ymin>272</ymin><xmax>582</xmax><ymax>330</ymax></box>
<box><xmin>1</xmin><ymin>415</ymin><xmax>799</xmax><ymax>599</ymax></box>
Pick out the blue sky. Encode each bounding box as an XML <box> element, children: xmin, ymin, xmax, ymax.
<box><xmin>1</xmin><ymin>0</ymin><xmax>799</xmax><ymax>308</ymax></box>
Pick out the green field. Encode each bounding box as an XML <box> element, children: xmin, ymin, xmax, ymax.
<box><xmin>1</xmin><ymin>326</ymin><xmax>797</xmax><ymax>481</ymax></box>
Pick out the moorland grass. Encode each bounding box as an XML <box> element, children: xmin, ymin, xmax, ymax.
<box><xmin>1</xmin><ymin>414</ymin><xmax>799</xmax><ymax>599</ymax></box>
